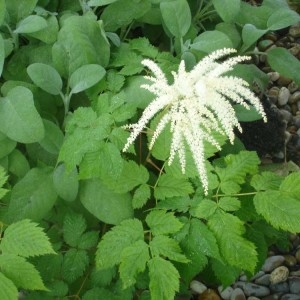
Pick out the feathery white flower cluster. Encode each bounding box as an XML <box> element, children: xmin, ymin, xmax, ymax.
<box><xmin>123</xmin><ymin>48</ymin><xmax>267</xmax><ymax>194</ymax></box>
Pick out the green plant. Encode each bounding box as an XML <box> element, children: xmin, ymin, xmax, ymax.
<box><xmin>0</xmin><ymin>0</ymin><xmax>300</xmax><ymax>299</ymax></box>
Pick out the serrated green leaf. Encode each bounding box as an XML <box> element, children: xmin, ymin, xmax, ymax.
<box><xmin>150</xmin><ymin>235</ymin><xmax>188</xmax><ymax>263</ymax></box>
<box><xmin>0</xmin><ymin>254</ymin><xmax>46</xmax><ymax>290</ymax></box>
<box><xmin>192</xmin><ymin>199</ymin><xmax>218</xmax><ymax>219</ymax></box>
<box><xmin>132</xmin><ymin>184</ymin><xmax>151</xmax><ymax>209</ymax></box>
<box><xmin>62</xmin><ymin>249</ymin><xmax>89</xmax><ymax>283</ymax></box>
<box><xmin>146</xmin><ymin>210</ymin><xmax>183</xmax><ymax>236</ymax></box>
<box><xmin>279</xmin><ymin>172</ymin><xmax>300</xmax><ymax>200</ymax></box>
<box><xmin>154</xmin><ymin>174</ymin><xmax>193</xmax><ymax>200</ymax></box>
<box><xmin>218</xmin><ymin>197</ymin><xmax>240</xmax><ymax>212</ymax></box>
<box><xmin>156</xmin><ymin>196</ymin><xmax>193</xmax><ymax>213</ymax></box>
<box><xmin>47</xmin><ymin>280</ymin><xmax>68</xmax><ymax>297</ymax></box>
<box><xmin>120</xmin><ymin>240</ymin><xmax>149</xmax><ymax>289</ymax></box>
<box><xmin>0</xmin><ymin>219</ymin><xmax>55</xmax><ymax>257</ymax></box>
<box><xmin>80</xmin><ymin>179</ymin><xmax>133</xmax><ymax>225</ymax></box>
<box><xmin>96</xmin><ymin>219</ymin><xmax>144</xmax><ymax>269</ymax></box>
<box><xmin>0</xmin><ymin>272</ymin><xmax>18</xmax><ymax>300</ymax></box>
<box><xmin>78</xmin><ymin>231</ymin><xmax>99</xmax><ymax>250</ymax></box>
<box><xmin>63</xmin><ymin>213</ymin><xmax>86</xmax><ymax>247</ymax></box>
<box><xmin>208</xmin><ymin>210</ymin><xmax>257</xmax><ymax>273</ymax></box>
<box><xmin>0</xmin><ymin>86</ymin><xmax>45</xmax><ymax>143</ymax></box>
<box><xmin>27</xmin><ymin>63</ymin><xmax>62</xmax><ymax>95</ymax></box>
<box><xmin>107</xmin><ymin>70</ymin><xmax>125</xmax><ymax>93</ymax></box>
<box><xmin>69</xmin><ymin>64</ymin><xmax>106</xmax><ymax>94</ymax></box>
<box><xmin>5</xmin><ymin>168</ymin><xmax>57</xmax><ymax>222</ymax></box>
<box><xmin>90</xmin><ymin>267</ymin><xmax>116</xmax><ymax>288</ymax></box>
<box><xmin>253</xmin><ymin>190</ymin><xmax>300</xmax><ymax>233</ymax></box>
<box><xmin>129</xmin><ymin>37</ymin><xmax>158</xmax><ymax>59</ymax></box>
<box><xmin>0</xmin><ymin>165</ymin><xmax>8</xmax><ymax>199</ymax></box>
<box><xmin>148</xmin><ymin>257</ymin><xmax>179</xmax><ymax>300</ymax></box>
<box><xmin>14</xmin><ymin>15</ymin><xmax>47</xmax><ymax>34</ymax></box>
<box><xmin>251</xmin><ymin>171</ymin><xmax>283</xmax><ymax>191</ymax></box>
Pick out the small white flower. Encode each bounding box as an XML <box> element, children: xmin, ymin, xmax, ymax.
<box><xmin>123</xmin><ymin>48</ymin><xmax>267</xmax><ymax>194</ymax></box>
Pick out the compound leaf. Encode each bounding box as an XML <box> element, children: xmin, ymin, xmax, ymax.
<box><xmin>279</xmin><ymin>172</ymin><xmax>300</xmax><ymax>200</ymax></box>
<box><xmin>0</xmin><ymin>272</ymin><xmax>18</xmax><ymax>300</ymax></box>
<box><xmin>63</xmin><ymin>213</ymin><xmax>86</xmax><ymax>247</ymax></box>
<box><xmin>132</xmin><ymin>184</ymin><xmax>151</xmax><ymax>209</ymax></box>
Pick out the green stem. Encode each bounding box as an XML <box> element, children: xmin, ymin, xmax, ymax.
<box><xmin>212</xmin><ymin>191</ymin><xmax>258</xmax><ymax>198</ymax></box>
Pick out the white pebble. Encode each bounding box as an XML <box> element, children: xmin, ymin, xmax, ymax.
<box><xmin>190</xmin><ymin>280</ymin><xmax>207</xmax><ymax>294</ymax></box>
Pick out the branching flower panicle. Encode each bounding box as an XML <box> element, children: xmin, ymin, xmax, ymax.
<box><xmin>123</xmin><ymin>48</ymin><xmax>267</xmax><ymax>194</ymax></box>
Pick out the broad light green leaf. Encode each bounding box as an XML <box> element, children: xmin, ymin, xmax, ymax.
<box><xmin>80</xmin><ymin>179</ymin><xmax>133</xmax><ymax>225</ymax></box>
<box><xmin>132</xmin><ymin>184</ymin><xmax>151</xmax><ymax>209</ymax></box>
<box><xmin>218</xmin><ymin>197</ymin><xmax>240</xmax><ymax>212</ymax></box>
<box><xmin>0</xmin><ymin>0</ymin><xmax>5</xmax><ymax>26</ymax></box>
<box><xmin>0</xmin><ymin>272</ymin><xmax>18</xmax><ymax>300</ymax></box>
<box><xmin>191</xmin><ymin>30</ymin><xmax>233</xmax><ymax>53</ymax></box>
<box><xmin>150</xmin><ymin>235</ymin><xmax>189</xmax><ymax>263</ymax></box>
<box><xmin>0</xmin><ymin>34</ymin><xmax>4</xmax><ymax>77</ymax></box>
<box><xmin>5</xmin><ymin>0</ymin><xmax>38</xmax><ymax>23</ymax></box>
<box><xmin>63</xmin><ymin>213</ymin><xmax>86</xmax><ymax>247</ymax></box>
<box><xmin>240</xmin><ymin>24</ymin><xmax>267</xmax><ymax>52</ymax></box>
<box><xmin>120</xmin><ymin>240</ymin><xmax>149</xmax><ymax>289</ymax></box>
<box><xmin>192</xmin><ymin>199</ymin><xmax>218</xmax><ymax>219</ymax></box>
<box><xmin>154</xmin><ymin>174</ymin><xmax>193</xmax><ymax>200</ymax></box>
<box><xmin>5</xmin><ymin>168</ymin><xmax>57</xmax><ymax>222</ymax></box>
<box><xmin>69</xmin><ymin>64</ymin><xmax>106</xmax><ymax>94</ymax></box>
<box><xmin>215</xmin><ymin>23</ymin><xmax>241</xmax><ymax>49</ymax></box>
<box><xmin>251</xmin><ymin>171</ymin><xmax>283</xmax><ymax>191</ymax></box>
<box><xmin>208</xmin><ymin>210</ymin><xmax>257</xmax><ymax>273</ymax></box>
<box><xmin>234</xmin><ymin>104</ymin><xmax>264</xmax><ymax>122</ymax></box>
<box><xmin>212</xmin><ymin>0</ymin><xmax>240</xmax><ymax>23</ymax></box>
<box><xmin>78</xmin><ymin>231</ymin><xmax>99</xmax><ymax>250</ymax></box>
<box><xmin>27</xmin><ymin>63</ymin><xmax>62</xmax><ymax>95</ymax></box>
<box><xmin>156</xmin><ymin>196</ymin><xmax>193</xmax><ymax>213</ymax></box>
<box><xmin>52</xmin><ymin>15</ymin><xmax>110</xmax><ymax>78</ymax></box>
<box><xmin>88</xmin><ymin>0</ymin><xmax>118</xmax><ymax>6</ymax></box>
<box><xmin>148</xmin><ymin>257</ymin><xmax>179</xmax><ymax>300</ymax></box>
<box><xmin>8</xmin><ymin>149</ymin><xmax>30</xmax><ymax>178</ymax></box>
<box><xmin>0</xmin><ymin>132</ymin><xmax>16</xmax><ymax>159</ymax></box>
<box><xmin>267</xmin><ymin>47</ymin><xmax>300</xmax><ymax>86</ymax></box>
<box><xmin>160</xmin><ymin>0</ymin><xmax>191</xmax><ymax>37</ymax></box>
<box><xmin>53</xmin><ymin>164</ymin><xmax>78</xmax><ymax>202</ymax></box>
<box><xmin>254</xmin><ymin>190</ymin><xmax>300</xmax><ymax>233</ymax></box>
<box><xmin>101</xmin><ymin>0</ymin><xmax>151</xmax><ymax>31</ymax></box>
<box><xmin>146</xmin><ymin>210</ymin><xmax>183</xmax><ymax>236</ymax></box>
<box><xmin>96</xmin><ymin>219</ymin><xmax>144</xmax><ymax>269</ymax></box>
<box><xmin>280</xmin><ymin>172</ymin><xmax>300</xmax><ymax>200</ymax></box>
<box><xmin>14</xmin><ymin>15</ymin><xmax>47</xmax><ymax>34</ymax></box>
<box><xmin>62</xmin><ymin>249</ymin><xmax>89</xmax><ymax>283</ymax></box>
<box><xmin>267</xmin><ymin>9</ymin><xmax>300</xmax><ymax>31</ymax></box>
<box><xmin>0</xmin><ymin>86</ymin><xmax>44</xmax><ymax>143</ymax></box>
<box><xmin>0</xmin><ymin>219</ymin><xmax>55</xmax><ymax>257</ymax></box>
<box><xmin>0</xmin><ymin>254</ymin><xmax>46</xmax><ymax>290</ymax></box>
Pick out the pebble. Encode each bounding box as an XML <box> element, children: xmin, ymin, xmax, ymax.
<box><xmin>281</xmin><ymin>294</ymin><xmax>300</xmax><ymax>300</ymax></box>
<box><xmin>248</xmin><ymin>297</ymin><xmax>260</xmax><ymax>300</ymax></box>
<box><xmin>261</xmin><ymin>294</ymin><xmax>282</xmax><ymax>300</ymax></box>
<box><xmin>289</xmin><ymin>276</ymin><xmax>300</xmax><ymax>294</ymax></box>
<box><xmin>218</xmin><ymin>286</ymin><xmax>233</xmax><ymax>300</ymax></box>
<box><xmin>190</xmin><ymin>280</ymin><xmax>207</xmax><ymax>294</ymax></box>
<box><xmin>198</xmin><ymin>289</ymin><xmax>220</xmax><ymax>300</ymax></box>
<box><xmin>295</xmin><ymin>248</ymin><xmax>300</xmax><ymax>262</ymax></box>
<box><xmin>255</xmin><ymin>274</ymin><xmax>271</xmax><ymax>286</ymax></box>
<box><xmin>290</xmin><ymin>91</ymin><xmax>300</xmax><ymax>104</ymax></box>
<box><xmin>243</xmin><ymin>283</ymin><xmax>270</xmax><ymax>297</ymax></box>
<box><xmin>278</xmin><ymin>87</ymin><xmax>291</xmax><ymax>106</ymax></box>
<box><xmin>230</xmin><ymin>288</ymin><xmax>245</xmax><ymax>300</ymax></box>
<box><xmin>267</xmin><ymin>86</ymin><xmax>280</xmax><ymax>103</ymax></box>
<box><xmin>279</xmin><ymin>109</ymin><xmax>292</xmax><ymax>122</ymax></box>
<box><xmin>268</xmin><ymin>72</ymin><xmax>280</xmax><ymax>82</ymax></box>
<box><xmin>284</xmin><ymin>254</ymin><xmax>298</xmax><ymax>267</ymax></box>
<box><xmin>289</xmin><ymin>23</ymin><xmax>300</xmax><ymax>38</ymax></box>
<box><xmin>270</xmin><ymin>266</ymin><xmax>289</xmax><ymax>284</ymax></box>
<box><xmin>269</xmin><ymin>281</ymin><xmax>290</xmax><ymax>293</ymax></box>
<box><xmin>288</xmin><ymin>81</ymin><xmax>299</xmax><ymax>93</ymax></box>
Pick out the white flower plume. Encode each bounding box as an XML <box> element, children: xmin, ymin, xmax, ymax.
<box><xmin>123</xmin><ymin>48</ymin><xmax>267</xmax><ymax>194</ymax></box>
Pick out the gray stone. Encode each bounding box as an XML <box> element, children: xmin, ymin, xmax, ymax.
<box><xmin>289</xmin><ymin>91</ymin><xmax>300</xmax><ymax>104</ymax></box>
<box><xmin>289</xmin><ymin>23</ymin><xmax>300</xmax><ymax>38</ymax></box>
<box><xmin>190</xmin><ymin>280</ymin><xmax>207</xmax><ymax>294</ymax></box>
<box><xmin>243</xmin><ymin>283</ymin><xmax>270</xmax><ymax>297</ymax></box>
<box><xmin>270</xmin><ymin>266</ymin><xmax>289</xmax><ymax>284</ymax></box>
<box><xmin>261</xmin><ymin>294</ymin><xmax>282</xmax><ymax>300</ymax></box>
<box><xmin>233</xmin><ymin>281</ymin><xmax>246</xmax><ymax>290</ymax></box>
<box><xmin>269</xmin><ymin>281</ymin><xmax>290</xmax><ymax>293</ymax></box>
<box><xmin>247</xmin><ymin>297</ymin><xmax>260</xmax><ymax>300</ymax></box>
<box><xmin>230</xmin><ymin>288</ymin><xmax>245</xmax><ymax>300</ymax></box>
<box><xmin>254</xmin><ymin>274</ymin><xmax>271</xmax><ymax>286</ymax></box>
<box><xmin>250</xmin><ymin>271</ymin><xmax>265</xmax><ymax>281</ymax></box>
<box><xmin>281</xmin><ymin>294</ymin><xmax>300</xmax><ymax>300</ymax></box>
<box><xmin>262</xmin><ymin>255</ymin><xmax>285</xmax><ymax>272</ymax></box>
<box><xmin>218</xmin><ymin>286</ymin><xmax>233</xmax><ymax>300</ymax></box>
<box><xmin>278</xmin><ymin>87</ymin><xmax>290</xmax><ymax>106</ymax></box>
<box><xmin>289</xmin><ymin>277</ymin><xmax>300</xmax><ymax>294</ymax></box>
<box><xmin>279</xmin><ymin>109</ymin><xmax>292</xmax><ymax>123</ymax></box>
<box><xmin>295</xmin><ymin>248</ymin><xmax>300</xmax><ymax>263</ymax></box>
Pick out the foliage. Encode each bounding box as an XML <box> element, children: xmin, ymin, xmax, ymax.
<box><xmin>0</xmin><ymin>0</ymin><xmax>299</xmax><ymax>299</ymax></box>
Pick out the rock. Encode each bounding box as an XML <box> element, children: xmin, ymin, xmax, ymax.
<box><xmin>255</xmin><ymin>274</ymin><xmax>271</xmax><ymax>286</ymax></box>
<box><xmin>278</xmin><ymin>87</ymin><xmax>291</xmax><ymax>106</ymax></box>
<box><xmin>288</xmin><ymin>81</ymin><xmax>299</xmax><ymax>93</ymax></box>
<box><xmin>248</xmin><ymin>297</ymin><xmax>260</xmax><ymax>300</ymax></box>
<box><xmin>279</xmin><ymin>109</ymin><xmax>292</xmax><ymax>123</ymax></box>
<box><xmin>267</xmin><ymin>86</ymin><xmax>280</xmax><ymax>103</ymax></box>
<box><xmin>289</xmin><ymin>23</ymin><xmax>300</xmax><ymax>38</ymax></box>
<box><xmin>270</xmin><ymin>266</ymin><xmax>289</xmax><ymax>284</ymax></box>
<box><xmin>243</xmin><ymin>282</ymin><xmax>270</xmax><ymax>297</ymax></box>
<box><xmin>290</xmin><ymin>270</ymin><xmax>300</xmax><ymax>276</ymax></box>
<box><xmin>269</xmin><ymin>281</ymin><xmax>290</xmax><ymax>293</ymax></box>
<box><xmin>284</xmin><ymin>254</ymin><xmax>297</xmax><ymax>267</ymax></box>
<box><xmin>261</xmin><ymin>294</ymin><xmax>282</xmax><ymax>300</ymax></box>
<box><xmin>218</xmin><ymin>286</ymin><xmax>233</xmax><ymax>300</ymax></box>
<box><xmin>190</xmin><ymin>280</ymin><xmax>207</xmax><ymax>294</ymax></box>
<box><xmin>230</xmin><ymin>288</ymin><xmax>245</xmax><ymax>300</ymax></box>
<box><xmin>295</xmin><ymin>248</ymin><xmax>300</xmax><ymax>263</ymax></box>
<box><xmin>277</xmin><ymin>76</ymin><xmax>292</xmax><ymax>86</ymax></box>
<box><xmin>289</xmin><ymin>276</ymin><xmax>300</xmax><ymax>294</ymax></box>
<box><xmin>289</xmin><ymin>91</ymin><xmax>300</xmax><ymax>104</ymax></box>
<box><xmin>280</xmin><ymin>294</ymin><xmax>300</xmax><ymax>300</ymax></box>
<box><xmin>268</xmin><ymin>72</ymin><xmax>280</xmax><ymax>82</ymax></box>
<box><xmin>198</xmin><ymin>289</ymin><xmax>220</xmax><ymax>300</ymax></box>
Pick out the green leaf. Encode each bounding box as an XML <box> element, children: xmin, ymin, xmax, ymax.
<box><xmin>53</xmin><ymin>164</ymin><xmax>78</xmax><ymax>202</ymax></box>
<box><xmin>154</xmin><ymin>174</ymin><xmax>193</xmax><ymax>200</ymax></box>
<box><xmin>96</xmin><ymin>219</ymin><xmax>144</xmax><ymax>269</ymax></box>
<box><xmin>120</xmin><ymin>240</ymin><xmax>149</xmax><ymax>289</ymax></box>
<box><xmin>208</xmin><ymin>210</ymin><xmax>257</xmax><ymax>273</ymax></box>
<box><xmin>192</xmin><ymin>199</ymin><xmax>218</xmax><ymax>219</ymax></box>
<box><xmin>267</xmin><ymin>8</ymin><xmax>300</xmax><ymax>31</ymax></box>
<box><xmin>69</xmin><ymin>64</ymin><xmax>106</xmax><ymax>94</ymax></box>
<box><xmin>0</xmin><ymin>219</ymin><xmax>55</xmax><ymax>257</ymax></box>
<box><xmin>240</xmin><ymin>24</ymin><xmax>267</xmax><ymax>52</ymax></box>
<box><xmin>132</xmin><ymin>184</ymin><xmax>151</xmax><ymax>209</ymax></box>
<box><xmin>0</xmin><ymin>34</ymin><xmax>4</xmax><ymax>77</ymax></box>
<box><xmin>280</xmin><ymin>172</ymin><xmax>300</xmax><ymax>200</ymax></box>
<box><xmin>62</xmin><ymin>249</ymin><xmax>89</xmax><ymax>283</ymax></box>
<box><xmin>27</xmin><ymin>63</ymin><xmax>62</xmax><ymax>95</ymax></box>
<box><xmin>212</xmin><ymin>0</ymin><xmax>240</xmax><ymax>23</ymax></box>
<box><xmin>234</xmin><ymin>104</ymin><xmax>265</xmax><ymax>122</ymax></box>
<box><xmin>106</xmin><ymin>70</ymin><xmax>125</xmax><ymax>93</ymax></box>
<box><xmin>0</xmin><ymin>254</ymin><xmax>46</xmax><ymax>290</ymax></box>
<box><xmin>88</xmin><ymin>0</ymin><xmax>118</xmax><ymax>6</ymax></box>
<box><xmin>129</xmin><ymin>37</ymin><xmax>158</xmax><ymax>59</ymax></box>
<box><xmin>160</xmin><ymin>0</ymin><xmax>191</xmax><ymax>37</ymax></box>
<box><xmin>150</xmin><ymin>235</ymin><xmax>189</xmax><ymax>263</ymax></box>
<box><xmin>101</xmin><ymin>0</ymin><xmax>151</xmax><ymax>31</ymax></box>
<box><xmin>5</xmin><ymin>0</ymin><xmax>38</xmax><ymax>23</ymax></box>
<box><xmin>0</xmin><ymin>132</ymin><xmax>16</xmax><ymax>159</ymax></box>
<box><xmin>253</xmin><ymin>190</ymin><xmax>300</xmax><ymax>233</ymax></box>
<box><xmin>267</xmin><ymin>47</ymin><xmax>300</xmax><ymax>86</ymax></box>
<box><xmin>148</xmin><ymin>257</ymin><xmax>179</xmax><ymax>300</ymax></box>
<box><xmin>218</xmin><ymin>197</ymin><xmax>240</xmax><ymax>212</ymax></box>
<box><xmin>0</xmin><ymin>86</ymin><xmax>44</xmax><ymax>143</ymax></box>
<box><xmin>0</xmin><ymin>0</ymin><xmax>5</xmax><ymax>26</ymax></box>
<box><xmin>191</xmin><ymin>30</ymin><xmax>233</xmax><ymax>53</ymax></box>
<box><xmin>80</xmin><ymin>179</ymin><xmax>133</xmax><ymax>225</ymax></box>
<box><xmin>0</xmin><ymin>165</ymin><xmax>8</xmax><ymax>199</ymax></box>
<box><xmin>0</xmin><ymin>272</ymin><xmax>18</xmax><ymax>300</ymax></box>
<box><xmin>47</xmin><ymin>280</ymin><xmax>68</xmax><ymax>297</ymax></box>
<box><xmin>146</xmin><ymin>210</ymin><xmax>183</xmax><ymax>236</ymax></box>
<box><xmin>52</xmin><ymin>15</ymin><xmax>110</xmax><ymax>78</ymax></box>
<box><xmin>5</xmin><ymin>168</ymin><xmax>57</xmax><ymax>222</ymax></box>
<box><xmin>156</xmin><ymin>196</ymin><xmax>193</xmax><ymax>213</ymax></box>
<box><xmin>14</xmin><ymin>15</ymin><xmax>47</xmax><ymax>34</ymax></box>
<box><xmin>63</xmin><ymin>213</ymin><xmax>86</xmax><ymax>247</ymax></box>
<box><xmin>78</xmin><ymin>231</ymin><xmax>99</xmax><ymax>250</ymax></box>
<box><xmin>251</xmin><ymin>171</ymin><xmax>283</xmax><ymax>191</ymax></box>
